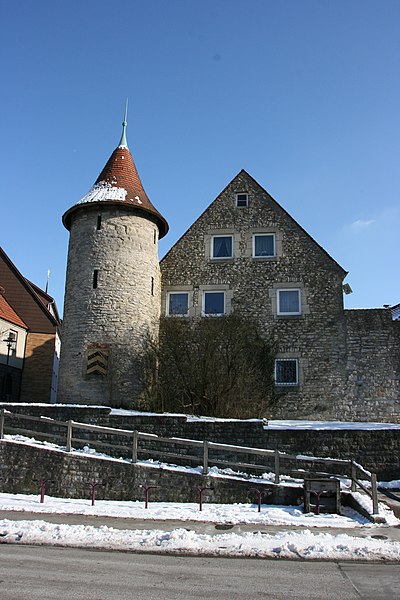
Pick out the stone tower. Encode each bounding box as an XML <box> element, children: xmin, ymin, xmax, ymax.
<box><xmin>58</xmin><ymin>110</ymin><xmax>168</xmax><ymax>407</ymax></box>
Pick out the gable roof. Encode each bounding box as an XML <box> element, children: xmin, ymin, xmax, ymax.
<box><xmin>0</xmin><ymin>247</ymin><xmax>60</xmax><ymax>333</ymax></box>
<box><xmin>161</xmin><ymin>169</ymin><xmax>347</xmax><ymax>276</ymax></box>
<box><xmin>0</xmin><ymin>293</ymin><xmax>28</xmax><ymax>329</ymax></box>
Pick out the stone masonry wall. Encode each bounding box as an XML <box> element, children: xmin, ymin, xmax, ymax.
<box><xmin>340</xmin><ymin>310</ymin><xmax>400</xmax><ymax>421</ymax></box>
<box><xmin>58</xmin><ymin>206</ymin><xmax>161</xmax><ymax>408</ymax></box>
<box><xmin>0</xmin><ymin>441</ymin><xmax>302</xmax><ymax>505</ymax></box>
<box><xmin>161</xmin><ymin>171</ymin><xmax>399</xmax><ymax>423</ymax></box>
<box><xmin>2</xmin><ymin>405</ymin><xmax>399</xmax><ymax>479</ymax></box>
<box><xmin>161</xmin><ymin>171</ymin><xmax>348</xmax><ymax>419</ymax></box>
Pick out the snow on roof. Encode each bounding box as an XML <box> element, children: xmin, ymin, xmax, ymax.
<box><xmin>77</xmin><ymin>181</ymin><xmax>128</xmax><ymax>204</ymax></box>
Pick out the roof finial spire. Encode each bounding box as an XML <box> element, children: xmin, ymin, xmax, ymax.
<box><xmin>119</xmin><ymin>98</ymin><xmax>128</xmax><ymax>147</ymax></box>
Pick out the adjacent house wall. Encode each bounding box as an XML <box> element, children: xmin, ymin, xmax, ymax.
<box><xmin>20</xmin><ymin>333</ymin><xmax>56</xmax><ymax>403</ymax></box>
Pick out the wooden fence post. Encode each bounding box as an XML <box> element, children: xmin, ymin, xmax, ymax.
<box><xmin>371</xmin><ymin>473</ymin><xmax>379</xmax><ymax>514</ymax></box>
<box><xmin>132</xmin><ymin>430</ymin><xmax>138</xmax><ymax>463</ymax></box>
<box><xmin>350</xmin><ymin>459</ymin><xmax>357</xmax><ymax>492</ymax></box>
<box><xmin>274</xmin><ymin>448</ymin><xmax>280</xmax><ymax>484</ymax></box>
<box><xmin>66</xmin><ymin>420</ymin><xmax>72</xmax><ymax>452</ymax></box>
<box><xmin>203</xmin><ymin>440</ymin><xmax>209</xmax><ymax>475</ymax></box>
<box><xmin>0</xmin><ymin>409</ymin><xmax>4</xmax><ymax>439</ymax></box>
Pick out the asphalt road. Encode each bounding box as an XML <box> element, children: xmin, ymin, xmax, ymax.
<box><xmin>0</xmin><ymin>546</ymin><xmax>399</xmax><ymax>600</ymax></box>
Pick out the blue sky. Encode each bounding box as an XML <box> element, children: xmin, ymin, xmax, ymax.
<box><xmin>1</xmin><ymin>0</ymin><xmax>399</xmax><ymax>312</ymax></box>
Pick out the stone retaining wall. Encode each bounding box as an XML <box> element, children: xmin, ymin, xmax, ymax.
<box><xmin>1</xmin><ymin>405</ymin><xmax>399</xmax><ymax>479</ymax></box>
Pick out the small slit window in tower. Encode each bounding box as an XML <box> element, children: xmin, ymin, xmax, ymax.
<box><xmin>93</xmin><ymin>270</ymin><xmax>99</xmax><ymax>289</ymax></box>
<box><xmin>151</xmin><ymin>277</ymin><xmax>154</xmax><ymax>296</ymax></box>
<box><xmin>96</xmin><ymin>215</ymin><xmax>102</xmax><ymax>230</ymax></box>
<box><xmin>153</xmin><ymin>229</ymin><xmax>157</xmax><ymax>244</ymax></box>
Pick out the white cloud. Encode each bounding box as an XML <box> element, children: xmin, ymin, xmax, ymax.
<box><xmin>349</xmin><ymin>219</ymin><xmax>375</xmax><ymax>230</ymax></box>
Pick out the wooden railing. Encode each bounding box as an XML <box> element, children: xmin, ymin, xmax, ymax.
<box><xmin>0</xmin><ymin>409</ymin><xmax>379</xmax><ymax>513</ymax></box>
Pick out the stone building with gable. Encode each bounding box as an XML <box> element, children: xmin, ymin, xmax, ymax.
<box><xmin>57</xmin><ymin>114</ymin><xmax>399</xmax><ymax>422</ymax></box>
<box><xmin>161</xmin><ymin>170</ymin><xmax>400</xmax><ymax>422</ymax></box>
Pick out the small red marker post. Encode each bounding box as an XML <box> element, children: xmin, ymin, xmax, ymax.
<box><xmin>86</xmin><ymin>480</ymin><xmax>104</xmax><ymax>506</ymax></box>
<box><xmin>33</xmin><ymin>479</ymin><xmax>54</xmax><ymax>504</ymax></box>
<box><xmin>197</xmin><ymin>486</ymin><xmax>213</xmax><ymax>511</ymax></box>
<box><xmin>141</xmin><ymin>484</ymin><xmax>157</xmax><ymax>509</ymax></box>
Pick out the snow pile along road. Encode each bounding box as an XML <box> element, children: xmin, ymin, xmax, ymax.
<box><xmin>1</xmin><ymin>493</ymin><xmax>400</xmax><ymax>560</ymax></box>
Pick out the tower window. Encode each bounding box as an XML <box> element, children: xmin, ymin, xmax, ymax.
<box><xmin>151</xmin><ymin>277</ymin><xmax>154</xmax><ymax>296</ymax></box>
<box><xmin>96</xmin><ymin>215</ymin><xmax>102</xmax><ymax>230</ymax></box>
<box><xmin>93</xmin><ymin>270</ymin><xmax>99</xmax><ymax>289</ymax></box>
<box><xmin>153</xmin><ymin>230</ymin><xmax>157</xmax><ymax>244</ymax></box>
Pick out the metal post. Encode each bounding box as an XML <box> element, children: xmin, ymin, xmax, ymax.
<box><xmin>350</xmin><ymin>459</ymin><xmax>357</xmax><ymax>492</ymax></box>
<box><xmin>132</xmin><ymin>430</ymin><xmax>138</xmax><ymax>463</ymax></box>
<box><xmin>274</xmin><ymin>448</ymin><xmax>280</xmax><ymax>484</ymax></box>
<box><xmin>197</xmin><ymin>486</ymin><xmax>212</xmax><ymax>511</ymax></box>
<box><xmin>371</xmin><ymin>473</ymin><xmax>379</xmax><ymax>514</ymax></box>
<box><xmin>0</xmin><ymin>409</ymin><xmax>4</xmax><ymax>439</ymax></box>
<box><xmin>203</xmin><ymin>440</ymin><xmax>209</xmax><ymax>475</ymax></box>
<box><xmin>252</xmin><ymin>488</ymin><xmax>263</xmax><ymax>512</ymax></box>
<box><xmin>66</xmin><ymin>420</ymin><xmax>72</xmax><ymax>452</ymax></box>
<box><xmin>86</xmin><ymin>480</ymin><xmax>103</xmax><ymax>506</ymax></box>
<box><xmin>142</xmin><ymin>484</ymin><xmax>157</xmax><ymax>509</ymax></box>
<box><xmin>40</xmin><ymin>480</ymin><xmax>46</xmax><ymax>503</ymax></box>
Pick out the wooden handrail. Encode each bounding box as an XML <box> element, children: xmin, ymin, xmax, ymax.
<box><xmin>0</xmin><ymin>409</ymin><xmax>379</xmax><ymax>512</ymax></box>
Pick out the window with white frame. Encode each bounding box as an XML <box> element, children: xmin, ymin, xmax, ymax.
<box><xmin>203</xmin><ymin>291</ymin><xmax>225</xmax><ymax>315</ymax></box>
<box><xmin>275</xmin><ymin>359</ymin><xmax>298</xmax><ymax>386</ymax></box>
<box><xmin>236</xmin><ymin>193</ymin><xmax>248</xmax><ymax>207</ymax></box>
<box><xmin>211</xmin><ymin>235</ymin><xmax>233</xmax><ymax>259</ymax></box>
<box><xmin>253</xmin><ymin>233</ymin><xmax>275</xmax><ymax>258</ymax></box>
<box><xmin>277</xmin><ymin>289</ymin><xmax>301</xmax><ymax>315</ymax></box>
<box><xmin>167</xmin><ymin>292</ymin><xmax>189</xmax><ymax>316</ymax></box>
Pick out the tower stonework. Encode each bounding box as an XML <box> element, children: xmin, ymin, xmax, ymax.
<box><xmin>58</xmin><ymin>117</ymin><xmax>168</xmax><ymax>407</ymax></box>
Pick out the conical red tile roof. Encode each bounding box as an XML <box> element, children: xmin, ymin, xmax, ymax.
<box><xmin>63</xmin><ymin>138</ymin><xmax>168</xmax><ymax>238</ymax></box>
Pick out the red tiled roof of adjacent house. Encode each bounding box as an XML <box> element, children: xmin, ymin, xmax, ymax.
<box><xmin>62</xmin><ymin>126</ymin><xmax>168</xmax><ymax>237</ymax></box>
<box><xmin>0</xmin><ymin>247</ymin><xmax>60</xmax><ymax>332</ymax></box>
<box><xmin>0</xmin><ymin>293</ymin><xmax>28</xmax><ymax>329</ymax></box>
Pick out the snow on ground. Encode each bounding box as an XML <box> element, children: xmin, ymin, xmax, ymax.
<box><xmin>0</xmin><ymin>493</ymin><xmax>375</xmax><ymax>527</ymax></box>
<box><xmin>0</xmin><ymin>493</ymin><xmax>400</xmax><ymax>561</ymax></box>
<box><xmin>2</xmin><ymin>519</ymin><xmax>400</xmax><ymax>561</ymax></box>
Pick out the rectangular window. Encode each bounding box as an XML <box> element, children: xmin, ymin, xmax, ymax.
<box><xmin>236</xmin><ymin>193</ymin><xmax>248</xmax><ymax>207</ymax></box>
<box><xmin>167</xmin><ymin>292</ymin><xmax>189</xmax><ymax>316</ymax></box>
<box><xmin>277</xmin><ymin>289</ymin><xmax>301</xmax><ymax>315</ymax></box>
<box><xmin>96</xmin><ymin>215</ymin><xmax>102</xmax><ymax>230</ymax></box>
<box><xmin>203</xmin><ymin>291</ymin><xmax>225</xmax><ymax>315</ymax></box>
<box><xmin>253</xmin><ymin>234</ymin><xmax>275</xmax><ymax>257</ymax></box>
<box><xmin>8</xmin><ymin>330</ymin><xmax>18</xmax><ymax>356</ymax></box>
<box><xmin>212</xmin><ymin>235</ymin><xmax>233</xmax><ymax>259</ymax></box>
<box><xmin>93</xmin><ymin>270</ymin><xmax>99</xmax><ymax>289</ymax></box>
<box><xmin>275</xmin><ymin>359</ymin><xmax>298</xmax><ymax>386</ymax></box>
<box><xmin>151</xmin><ymin>277</ymin><xmax>154</xmax><ymax>296</ymax></box>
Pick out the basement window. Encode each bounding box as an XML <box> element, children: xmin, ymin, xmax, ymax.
<box><xmin>275</xmin><ymin>359</ymin><xmax>298</xmax><ymax>386</ymax></box>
